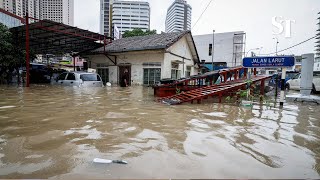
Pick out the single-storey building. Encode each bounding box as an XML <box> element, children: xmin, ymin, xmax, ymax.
<box><xmin>81</xmin><ymin>31</ymin><xmax>200</xmax><ymax>86</ymax></box>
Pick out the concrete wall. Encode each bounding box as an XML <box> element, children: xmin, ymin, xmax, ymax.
<box><xmin>87</xmin><ymin>51</ymin><xmax>164</xmax><ymax>85</ymax></box>
<box><xmin>164</xmin><ymin>35</ymin><xmax>198</xmax><ymax>78</ymax></box>
<box><xmin>87</xmin><ymin>36</ymin><xmax>199</xmax><ymax>85</ymax></box>
<box><xmin>193</xmin><ymin>32</ymin><xmax>244</xmax><ymax>67</ymax></box>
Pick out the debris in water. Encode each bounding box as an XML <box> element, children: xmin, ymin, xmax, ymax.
<box><xmin>93</xmin><ymin>158</ymin><xmax>128</xmax><ymax>164</ymax></box>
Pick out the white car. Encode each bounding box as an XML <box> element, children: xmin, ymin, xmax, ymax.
<box><xmin>53</xmin><ymin>72</ymin><xmax>103</xmax><ymax>87</ymax></box>
<box><xmin>286</xmin><ymin>71</ymin><xmax>320</xmax><ymax>93</ymax></box>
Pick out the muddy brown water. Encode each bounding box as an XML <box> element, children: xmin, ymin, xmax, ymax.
<box><xmin>0</xmin><ymin>85</ymin><xmax>319</xmax><ymax>178</ymax></box>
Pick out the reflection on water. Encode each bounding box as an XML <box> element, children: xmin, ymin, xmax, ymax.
<box><xmin>0</xmin><ymin>85</ymin><xmax>319</xmax><ymax>178</ymax></box>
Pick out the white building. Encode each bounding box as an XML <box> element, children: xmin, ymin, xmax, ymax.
<box><xmin>0</xmin><ymin>0</ymin><xmax>74</xmax><ymax>25</ymax></box>
<box><xmin>165</xmin><ymin>0</ymin><xmax>191</xmax><ymax>33</ymax></box>
<box><xmin>100</xmin><ymin>0</ymin><xmax>111</xmax><ymax>36</ymax></box>
<box><xmin>112</xmin><ymin>0</ymin><xmax>150</xmax><ymax>34</ymax></box>
<box><xmin>82</xmin><ymin>31</ymin><xmax>200</xmax><ymax>86</ymax></box>
<box><xmin>41</xmin><ymin>0</ymin><xmax>74</xmax><ymax>25</ymax></box>
<box><xmin>193</xmin><ymin>32</ymin><xmax>246</xmax><ymax>69</ymax></box>
<box><xmin>315</xmin><ymin>12</ymin><xmax>320</xmax><ymax>71</ymax></box>
<box><xmin>1</xmin><ymin>0</ymin><xmax>13</xmax><ymax>13</ymax></box>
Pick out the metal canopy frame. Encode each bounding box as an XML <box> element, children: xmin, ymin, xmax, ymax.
<box><xmin>10</xmin><ymin>14</ymin><xmax>112</xmax><ymax>87</ymax></box>
<box><xmin>10</xmin><ymin>19</ymin><xmax>111</xmax><ymax>55</ymax></box>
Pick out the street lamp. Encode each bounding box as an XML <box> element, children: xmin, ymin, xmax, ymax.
<box><xmin>212</xmin><ymin>30</ymin><xmax>215</xmax><ymax>71</ymax></box>
<box><xmin>273</xmin><ymin>37</ymin><xmax>279</xmax><ymax>55</ymax></box>
<box><xmin>246</xmin><ymin>48</ymin><xmax>260</xmax><ymax>57</ymax></box>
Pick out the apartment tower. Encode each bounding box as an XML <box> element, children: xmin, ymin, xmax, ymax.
<box><xmin>0</xmin><ymin>0</ymin><xmax>74</xmax><ymax>25</ymax></box>
<box><xmin>165</xmin><ymin>0</ymin><xmax>191</xmax><ymax>33</ymax></box>
<box><xmin>112</xmin><ymin>0</ymin><xmax>150</xmax><ymax>34</ymax></box>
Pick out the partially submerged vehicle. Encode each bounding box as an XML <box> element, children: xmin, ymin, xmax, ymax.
<box><xmin>53</xmin><ymin>72</ymin><xmax>103</xmax><ymax>87</ymax></box>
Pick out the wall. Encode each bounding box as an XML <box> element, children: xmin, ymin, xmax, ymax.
<box><xmin>164</xmin><ymin>35</ymin><xmax>199</xmax><ymax>78</ymax></box>
<box><xmin>87</xmin><ymin>51</ymin><xmax>164</xmax><ymax>85</ymax></box>
<box><xmin>193</xmin><ymin>32</ymin><xmax>245</xmax><ymax>67</ymax></box>
<box><xmin>87</xmin><ymin>36</ymin><xmax>199</xmax><ymax>85</ymax></box>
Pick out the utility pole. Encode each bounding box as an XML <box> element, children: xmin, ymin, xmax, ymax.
<box><xmin>212</xmin><ymin>30</ymin><xmax>215</xmax><ymax>71</ymax></box>
<box><xmin>273</xmin><ymin>37</ymin><xmax>279</xmax><ymax>55</ymax></box>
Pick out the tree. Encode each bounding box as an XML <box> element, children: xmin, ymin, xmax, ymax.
<box><xmin>0</xmin><ymin>23</ymin><xmax>36</xmax><ymax>84</ymax></box>
<box><xmin>122</xmin><ymin>28</ymin><xmax>157</xmax><ymax>38</ymax></box>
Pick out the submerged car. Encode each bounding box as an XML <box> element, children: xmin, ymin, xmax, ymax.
<box><xmin>53</xmin><ymin>72</ymin><xmax>103</xmax><ymax>87</ymax></box>
<box><xmin>286</xmin><ymin>71</ymin><xmax>320</xmax><ymax>93</ymax></box>
<box><xmin>268</xmin><ymin>71</ymin><xmax>300</xmax><ymax>87</ymax></box>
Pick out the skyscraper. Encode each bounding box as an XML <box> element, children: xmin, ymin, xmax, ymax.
<box><xmin>316</xmin><ymin>12</ymin><xmax>320</xmax><ymax>59</ymax></box>
<box><xmin>100</xmin><ymin>0</ymin><xmax>111</xmax><ymax>36</ymax></box>
<box><xmin>0</xmin><ymin>0</ymin><xmax>74</xmax><ymax>25</ymax></box>
<box><xmin>1</xmin><ymin>0</ymin><xmax>14</xmax><ymax>13</ymax></box>
<box><xmin>165</xmin><ymin>0</ymin><xmax>191</xmax><ymax>33</ymax></box>
<box><xmin>112</xmin><ymin>0</ymin><xmax>150</xmax><ymax>34</ymax></box>
<box><xmin>41</xmin><ymin>0</ymin><xmax>74</xmax><ymax>25</ymax></box>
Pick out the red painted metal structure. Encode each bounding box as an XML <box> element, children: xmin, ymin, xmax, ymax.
<box><xmin>10</xmin><ymin>17</ymin><xmax>112</xmax><ymax>87</ymax></box>
<box><xmin>25</xmin><ymin>13</ymin><xmax>30</xmax><ymax>87</ymax></box>
<box><xmin>154</xmin><ymin>66</ymin><xmax>247</xmax><ymax>97</ymax></box>
<box><xmin>158</xmin><ymin>75</ymin><xmax>270</xmax><ymax>105</ymax></box>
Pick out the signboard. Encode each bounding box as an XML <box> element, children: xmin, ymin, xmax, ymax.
<box><xmin>243</xmin><ymin>56</ymin><xmax>295</xmax><ymax>68</ymax></box>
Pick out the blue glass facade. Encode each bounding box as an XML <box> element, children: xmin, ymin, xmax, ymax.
<box><xmin>0</xmin><ymin>11</ymin><xmax>22</xmax><ymax>28</ymax></box>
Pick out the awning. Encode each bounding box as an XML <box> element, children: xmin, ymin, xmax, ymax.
<box><xmin>10</xmin><ymin>19</ymin><xmax>111</xmax><ymax>55</ymax></box>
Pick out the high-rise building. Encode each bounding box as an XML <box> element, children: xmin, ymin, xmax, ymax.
<box><xmin>165</xmin><ymin>0</ymin><xmax>191</xmax><ymax>33</ymax></box>
<box><xmin>41</xmin><ymin>0</ymin><xmax>74</xmax><ymax>25</ymax></box>
<box><xmin>315</xmin><ymin>12</ymin><xmax>320</xmax><ymax>71</ymax></box>
<box><xmin>100</xmin><ymin>0</ymin><xmax>111</xmax><ymax>36</ymax></box>
<box><xmin>112</xmin><ymin>0</ymin><xmax>150</xmax><ymax>34</ymax></box>
<box><xmin>0</xmin><ymin>0</ymin><xmax>74</xmax><ymax>25</ymax></box>
<box><xmin>1</xmin><ymin>0</ymin><xmax>14</xmax><ymax>13</ymax></box>
<box><xmin>316</xmin><ymin>12</ymin><xmax>320</xmax><ymax>57</ymax></box>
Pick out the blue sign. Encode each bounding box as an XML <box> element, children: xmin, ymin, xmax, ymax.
<box><xmin>243</xmin><ymin>56</ymin><xmax>295</xmax><ymax>68</ymax></box>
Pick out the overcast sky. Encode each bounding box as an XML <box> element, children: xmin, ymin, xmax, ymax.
<box><xmin>75</xmin><ymin>0</ymin><xmax>320</xmax><ymax>56</ymax></box>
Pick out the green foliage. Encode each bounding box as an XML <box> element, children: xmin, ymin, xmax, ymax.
<box><xmin>0</xmin><ymin>23</ymin><xmax>36</xmax><ymax>67</ymax></box>
<box><xmin>176</xmin><ymin>87</ymin><xmax>181</xmax><ymax>94</ymax></box>
<box><xmin>122</xmin><ymin>28</ymin><xmax>157</xmax><ymax>38</ymax></box>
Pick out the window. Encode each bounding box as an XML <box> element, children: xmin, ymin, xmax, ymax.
<box><xmin>66</xmin><ymin>73</ymin><xmax>76</xmax><ymax>80</ymax></box>
<box><xmin>143</xmin><ymin>68</ymin><xmax>161</xmax><ymax>85</ymax></box>
<box><xmin>142</xmin><ymin>62</ymin><xmax>161</xmax><ymax>66</ymax></box>
<box><xmin>80</xmin><ymin>74</ymin><xmax>101</xmax><ymax>81</ymax></box>
<box><xmin>57</xmin><ymin>73</ymin><xmax>67</xmax><ymax>80</ymax></box>
<box><xmin>186</xmin><ymin>66</ymin><xmax>192</xmax><ymax>78</ymax></box>
<box><xmin>171</xmin><ymin>63</ymin><xmax>181</xmax><ymax>80</ymax></box>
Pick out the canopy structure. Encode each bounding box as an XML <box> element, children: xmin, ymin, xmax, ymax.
<box><xmin>10</xmin><ymin>19</ymin><xmax>111</xmax><ymax>55</ymax></box>
<box><xmin>9</xmin><ymin>16</ymin><xmax>112</xmax><ymax>87</ymax></box>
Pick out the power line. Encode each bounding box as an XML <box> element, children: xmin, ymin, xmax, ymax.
<box><xmin>192</xmin><ymin>0</ymin><xmax>214</xmax><ymax>30</ymax></box>
<box><xmin>266</xmin><ymin>36</ymin><xmax>317</xmax><ymax>55</ymax></box>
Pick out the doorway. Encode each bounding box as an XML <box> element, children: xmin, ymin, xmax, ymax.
<box><xmin>97</xmin><ymin>68</ymin><xmax>109</xmax><ymax>85</ymax></box>
<box><xmin>119</xmin><ymin>65</ymin><xmax>131</xmax><ymax>86</ymax></box>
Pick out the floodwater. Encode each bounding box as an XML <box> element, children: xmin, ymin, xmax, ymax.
<box><xmin>0</xmin><ymin>85</ymin><xmax>319</xmax><ymax>179</ymax></box>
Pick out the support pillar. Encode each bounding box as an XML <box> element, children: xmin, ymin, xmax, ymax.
<box><xmin>280</xmin><ymin>68</ymin><xmax>286</xmax><ymax>107</ymax></box>
<box><xmin>219</xmin><ymin>93</ymin><xmax>222</xmax><ymax>103</ymax></box>
<box><xmin>223</xmin><ymin>73</ymin><xmax>227</xmax><ymax>83</ymax></box>
<box><xmin>25</xmin><ymin>13</ymin><xmax>30</xmax><ymax>87</ymax></box>
<box><xmin>244</xmin><ymin>68</ymin><xmax>247</xmax><ymax>78</ymax></box>
<box><xmin>73</xmin><ymin>56</ymin><xmax>76</xmax><ymax>72</ymax></box>
<box><xmin>260</xmin><ymin>79</ymin><xmax>265</xmax><ymax>101</ymax></box>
